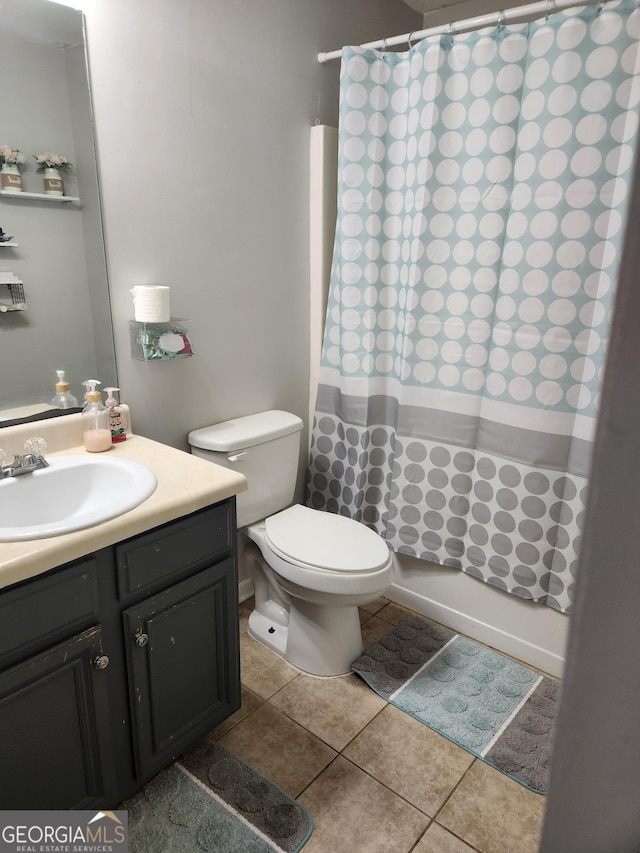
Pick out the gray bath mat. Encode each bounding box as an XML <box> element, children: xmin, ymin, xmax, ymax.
<box><xmin>352</xmin><ymin>616</ymin><xmax>558</xmax><ymax>794</ymax></box>
<box><xmin>123</xmin><ymin>739</ymin><xmax>313</xmax><ymax>852</ymax></box>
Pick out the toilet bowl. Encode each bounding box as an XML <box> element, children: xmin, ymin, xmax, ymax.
<box><xmin>244</xmin><ymin>504</ymin><xmax>393</xmax><ymax>675</ymax></box>
<box><xmin>188</xmin><ymin>411</ymin><xmax>394</xmax><ymax>676</ymax></box>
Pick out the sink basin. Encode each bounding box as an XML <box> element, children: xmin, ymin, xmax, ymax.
<box><xmin>0</xmin><ymin>455</ymin><xmax>158</xmax><ymax>541</ymax></box>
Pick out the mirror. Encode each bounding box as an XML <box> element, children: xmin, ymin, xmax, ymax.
<box><xmin>0</xmin><ymin>0</ymin><xmax>116</xmax><ymax>425</ymax></box>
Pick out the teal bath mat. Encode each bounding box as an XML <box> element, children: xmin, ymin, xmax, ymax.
<box><xmin>352</xmin><ymin>616</ymin><xmax>558</xmax><ymax>793</ymax></box>
<box><xmin>123</xmin><ymin>740</ymin><xmax>313</xmax><ymax>852</ymax></box>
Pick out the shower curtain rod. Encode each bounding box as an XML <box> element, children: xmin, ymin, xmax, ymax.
<box><xmin>317</xmin><ymin>0</ymin><xmax>598</xmax><ymax>62</ymax></box>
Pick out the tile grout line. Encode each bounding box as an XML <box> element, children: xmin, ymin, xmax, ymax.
<box><xmin>305</xmin><ymin>753</ymin><xmax>487</xmax><ymax>853</ymax></box>
<box><xmin>406</xmin><ymin>818</ymin><xmax>484</xmax><ymax>853</ymax></box>
<box><xmin>218</xmin><ymin>692</ymin><xmax>339</xmax><ymax>802</ymax></box>
<box><xmin>293</xmin><ymin>752</ymin><xmax>342</xmax><ymax>802</ymax></box>
<box><xmin>407</xmin><ymin>823</ymin><xmax>433</xmax><ymax>853</ymax></box>
<box><xmin>426</xmin><ymin>759</ymin><xmax>486</xmax><ymax>853</ymax></box>
<box><xmin>307</xmin><ymin>753</ymin><xmax>430</xmax><ymax>819</ymax></box>
<box><xmin>209</xmin><ymin>693</ymin><xmax>265</xmax><ymax>742</ymax></box>
<box><xmin>291</xmin><ymin>747</ymin><xmax>485</xmax><ymax>853</ymax></box>
<box><xmin>327</xmin><ymin>700</ymin><xmax>389</xmax><ymax>755</ymax></box>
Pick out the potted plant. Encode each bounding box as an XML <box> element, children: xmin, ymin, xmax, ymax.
<box><xmin>0</xmin><ymin>146</ymin><xmax>26</xmax><ymax>193</ymax></box>
<box><xmin>34</xmin><ymin>151</ymin><xmax>72</xmax><ymax>196</ymax></box>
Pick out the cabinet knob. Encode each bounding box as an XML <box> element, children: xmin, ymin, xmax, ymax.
<box><xmin>93</xmin><ymin>655</ymin><xmax>110</xmax><ymax>671</ymax></box>
<box><xmin>134</xmin><ymin>629</ymin><xmax>149</xmax><ymax>647</ymax></box>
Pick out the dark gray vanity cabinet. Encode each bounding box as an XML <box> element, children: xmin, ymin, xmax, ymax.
<box><xmin>0</xmin><ymin>499</ymin><xmax>240</xmax><ymax>809</ymax></box>
<box><xmin>0</xmin><ymin>622</ymin><xmax>117</xmax><ymax>808</ymax></box>
<box><xmin>122</xmin><ymin>560</ymin><xmax>238</xmax><ymax>780</ymax></box>
<box><xmin>0</xmin><ymin>554</ymin><xmax>115</xmax><ymax>808</ymax></box>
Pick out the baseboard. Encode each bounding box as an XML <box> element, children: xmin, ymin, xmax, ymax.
<box><xmin>238</xmin><ymin>577</ymin><xmax>254</xmax><ymax>604</ymax></box>
<box><xmin>386</xmin><ymin>582</ymin><xmax>565</xmax><ymax>679</ymax></box>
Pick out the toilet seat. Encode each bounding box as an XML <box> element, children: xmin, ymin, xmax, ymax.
<box><xmin>264</xmin><ymin>504</ymin><xmax>390</xmax><ymax>574</ymax></box>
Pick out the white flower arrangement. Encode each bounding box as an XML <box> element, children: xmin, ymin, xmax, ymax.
<box><xmin>0</xmin><ymin>146</ymin><xmax>26</xmax><ymax>168</ymax></box>
<box><xmin>34</xmin><ymin>152</ymin><xmax>72</xmax><ymax>174</ymax></box>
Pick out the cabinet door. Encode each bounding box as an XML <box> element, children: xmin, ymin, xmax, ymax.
<box><xmin>124</xmin><ymin>558</ymin><xmax>240</xmax><ymax>781</ymax></box>
<box><xmin>0</xmin><ymin>626</ymin><xmax>116</xmax><ymax>808</ymax></box>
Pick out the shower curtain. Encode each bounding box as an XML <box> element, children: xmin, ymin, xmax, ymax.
<box><xmin>308</xmin><ymin>0</ymin><xmax>640</xmax><ymax>613</ymax></box>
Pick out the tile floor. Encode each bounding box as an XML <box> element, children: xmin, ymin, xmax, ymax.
<box><xmin>207</xmin><ymin>598</ymin><xmax>547</xmax><ymax>853</ymax></box>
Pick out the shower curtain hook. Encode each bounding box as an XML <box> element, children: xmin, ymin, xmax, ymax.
<box><xmin>382</xmin><ymin>37</ymin><xmax>388</xmax><ymax>58</ymax></box>
<box><xmin>497</xmin><ymin>9</ymin><xmax>505</xmax><ymax>31</ymax></box>
<box><xmin>545</xmin><ymin>0</ymin><xmax>554</xmax><ymax>22</ymax></box>
<box><xmin>408</xmin><ymin>31</ymin><xmax>415</xmax><ymax>49</ymax></box>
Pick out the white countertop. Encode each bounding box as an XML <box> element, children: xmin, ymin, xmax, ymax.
<box><xmin>0</xmin><ymin>409</ymin><xmax>247</xmax><ymax>591</ymax></box>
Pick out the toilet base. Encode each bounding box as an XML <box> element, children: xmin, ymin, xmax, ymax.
<box><xmin>248</xmin><ymin>599</ymin><xmax>364</xmax><ymax>677</ymax></box>
<box><xmin>247</xmin><ymin>609</ymin><xmax>288</xmax><ymax>657</ymax></box>
<box><xmin>287</xmin><ymin>599</ymin><xmax>364</xmax><ymax>676</ymax></box>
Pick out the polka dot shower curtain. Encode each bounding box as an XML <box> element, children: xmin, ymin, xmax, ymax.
<box><xmin>307</xmin><ymin>0</ymin><xmax>640</xmax><ymax>613</ymax></box>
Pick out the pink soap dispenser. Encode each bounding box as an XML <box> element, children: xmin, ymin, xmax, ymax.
<box><xmin>104</xmin><ymin>387</ymin><xmax>127</xmax><ymax>444</ymax></box>
<box><xmin>81</xmin><ymin>380</ymin><xmax>111</xmax><ymax>453</ymax></box>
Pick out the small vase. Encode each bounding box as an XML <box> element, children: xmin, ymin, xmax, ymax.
<box><xmin>43</xmin><ymin>167</ymin><xmax>64</xmax><ymax>196</ymax></box>
<box><xmin>0</xmin><ymin>164</ymin><xmax>22</xmax><ymax>193</ymax></box>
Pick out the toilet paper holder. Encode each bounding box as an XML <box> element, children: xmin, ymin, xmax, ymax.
<box><xmin>129</xmin><ymin>318</ymin><xmax>193</xmax><ymax>361</ymax></box>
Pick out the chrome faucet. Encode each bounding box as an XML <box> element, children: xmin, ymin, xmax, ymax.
<box><xmin>0</xmin><ymin>437</ymin><xmax>49</xmax><ymax>479</ymax></box>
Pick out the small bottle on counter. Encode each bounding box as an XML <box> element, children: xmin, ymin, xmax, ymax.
<box><xmin>81</xmin><ymin>379</ymin><xmax>111</xmax><ymax>453</ymax></box>
<box><xmin>104</xmin><ymin>387</ymin><xmax>127</xmax><ymax>444</ymax></box>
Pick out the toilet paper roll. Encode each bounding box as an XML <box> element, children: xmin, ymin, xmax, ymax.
<box><xmin>130</xmin><ymin>285</ymin><xmax>171</xmax><ymax>322</ymax></box>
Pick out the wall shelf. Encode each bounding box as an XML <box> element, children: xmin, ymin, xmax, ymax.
<box><xmin>0</xmin><ymin>242</ymin><xmax>18</xmax><ymax>248</ymax></box>
<box><xmin>0</xmin><ymin>190</ymin><xmax>79</xmax><ymax>204</ymax></box>
<box><xmin>0</xmin><ymin>279</ymin><xmax>26</xmax><ymax>311</ymax></box>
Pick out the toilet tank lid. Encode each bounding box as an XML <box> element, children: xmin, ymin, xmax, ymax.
<box><xmin>188</xmin><ymin>410</ymin><xmax>303</xmax><ymax>452</ymax></box>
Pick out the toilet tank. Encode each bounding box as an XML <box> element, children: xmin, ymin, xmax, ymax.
<box><xmin>188</xmin><ymin>410</ymin><xmax>304</xmax><ymax>527</ymax></box>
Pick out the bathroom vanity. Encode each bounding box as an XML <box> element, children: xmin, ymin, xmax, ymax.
<box><xmin>0</xmin><ymin>413</ymin><xmax>247</xmax><ymax>808</ymax></box>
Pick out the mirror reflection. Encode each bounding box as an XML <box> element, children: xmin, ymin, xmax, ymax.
<box><xmin>0</xmin><ymin>0</ymin><xmax>116</xmax><ymax>424</ymax></box>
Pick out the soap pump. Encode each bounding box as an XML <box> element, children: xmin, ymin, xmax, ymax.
<box><xmin>81</xmin><ymin>380</ymin><xmax>111</xmax><ymax>453</ymax></box>
<box><xmin>51</xmin><ymin>370</ymin><xmax>78</xmax><ymax>409</ymax></box>
<box><xmin>104</xmin><ymin>387</ymin><xmax>126</xmax><ymax>444</ymax></box>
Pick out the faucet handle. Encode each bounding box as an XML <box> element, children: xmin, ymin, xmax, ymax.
<box><xmin>24</xmin><ymin>437</ymin><xmax>47</xmax><ymax>458</ymax></box>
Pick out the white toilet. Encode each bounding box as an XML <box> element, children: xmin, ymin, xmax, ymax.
<box><xmin>188</xmin><ymin>410</ymin><xmax>393</xmax><ymax>676</ymax></box>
